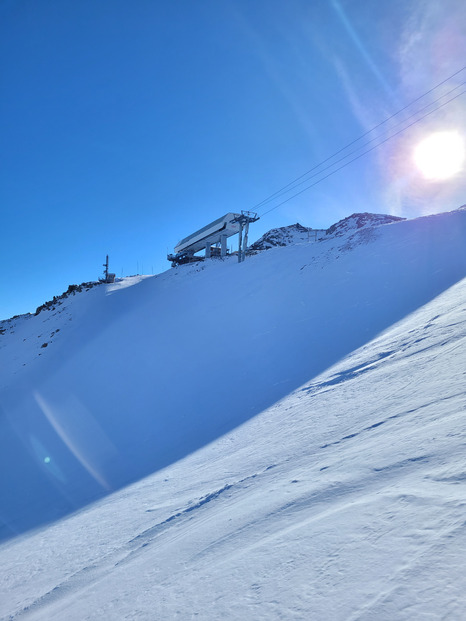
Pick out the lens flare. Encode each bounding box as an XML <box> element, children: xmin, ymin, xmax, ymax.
<box><xmin>414</xmin><ymin>131</ymin><xmax>465</xmax><ymax>180</ymax></box>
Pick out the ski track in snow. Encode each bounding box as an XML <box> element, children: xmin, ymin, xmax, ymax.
<box><xmin>5</xmin><ymin>469</ymin><xmax>275</xmax><ymax>620</ymax></box>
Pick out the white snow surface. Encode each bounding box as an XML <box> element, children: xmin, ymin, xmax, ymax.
<box><xmin>1</xmin><ymin>209</ymin><xmax>466</xmax><ymax>619</ymax></box>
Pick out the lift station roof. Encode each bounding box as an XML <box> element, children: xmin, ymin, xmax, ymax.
<box><xmin>174</xmin><ymin>213</ymin><xmax>241</xmax><ymax>255</ymax></box>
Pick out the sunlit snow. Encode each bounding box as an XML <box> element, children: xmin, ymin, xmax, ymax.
<box><xmin>1</xmin><ymin>209</ymin><xmax>465</xmax><ymax>620</ymax></box>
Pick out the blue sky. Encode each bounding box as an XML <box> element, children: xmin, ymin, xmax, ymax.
<box><xmin>1</xmin><ymin>0</ymin><xmax>465</xmax><ymax>319</ymax></box>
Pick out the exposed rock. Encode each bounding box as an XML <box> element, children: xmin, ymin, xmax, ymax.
<box><xmin>34</xmin><ymin>281</ymin><xmax>102</xmax><ymax>316</ymax></box>
<box><xmin>249</xmin><ymin>223</ymin><xmax>326</xmax><ymax>252</ymax></box>
<box><xmin>249</xmin><ymin>213</ymin><xmax>404</xmax><ymax>253</ymax></box>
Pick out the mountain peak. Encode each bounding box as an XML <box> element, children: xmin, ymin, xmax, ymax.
<box><xmin>325</xmin><ymin>212</ymin><xmax>405</xmax><ymax>238</ymax></box>
<box><xmin>249</xmin><ymin>213</ymin><xmax>405</xmax><ymax>252</ymax></box>
<box><xmin>249</xmin><ymin>223</ymin><xmax>326</xmax><ymax>252</ymax></box>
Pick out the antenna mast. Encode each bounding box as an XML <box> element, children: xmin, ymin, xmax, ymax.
<box><xmin>103</xmin><ymin>255</ymin><xmax>109</xmax><ymax>282</ymax></box>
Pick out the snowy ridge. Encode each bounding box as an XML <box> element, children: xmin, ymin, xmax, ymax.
<box><xmin>248</xmin><ymin>212</ymin><xmax>404</xmax><ymax>253</ymax></box>
<box><xmin>325</xmin><ymin>212</ymin><xmax>405</xmax><ymax>237</ymax></box>
<box><xmin>249</xmin><ymin>222</ymin><xmax>326</xmax><ymax>251</ymax></box>
<box><xmin>1</xmin><ymin>208</ymin><xmax>466</xmax><ymax>619</ymax></box>
<box><xmin>0</xmin><ymin>276</ymin><xmax>149</xmax><ymax>392</ymax></box>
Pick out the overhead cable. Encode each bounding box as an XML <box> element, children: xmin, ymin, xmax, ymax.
<box><xmin>259</xmin><ymin>87</ymin><xmax>466</xmax><ymax>218</ymax></box>
<box><xmin>257</xmin><ymin>80</ymin><xmax>465</xmax><ymax>211</ymax></box>
<box><xmin>250</xmin><ymin>65</ymin><xmax>466</xmax><ymax>216</ymax></box>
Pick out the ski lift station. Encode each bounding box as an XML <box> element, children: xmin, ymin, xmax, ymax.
<box><xmin>168</xmin><ymin>211</ymin><xmax>259</xmax><ymax>266</ymax></box>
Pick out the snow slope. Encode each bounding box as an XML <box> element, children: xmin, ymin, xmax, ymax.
<box><xmin>1</xmin><ymin>208</ymin><xmax>466</xmax><ymax>619</ymax></box>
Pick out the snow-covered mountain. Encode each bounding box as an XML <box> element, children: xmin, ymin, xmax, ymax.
<box><xmin>248</xmin><ymin>222</ymin><xmax>326</xmax><ymax>251</ymax></box>
<box><xmin>248</xmin><ymin>212</ymin><xmax>404</xmax><ymax>253</ymax></box>
<box><xmin>325</xmin><ymin>212</ymin><xmax>405</xmax><ymax>237</ymax></box>
<box><xmin>1</xmin><ymin>208</ymin><xmax>466</xmax><ymax>620</ymax></box>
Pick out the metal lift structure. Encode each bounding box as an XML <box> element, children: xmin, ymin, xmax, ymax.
<box><xmin>168</xmin><ymin>211</ymin><xmax>259</xmax><ymax>266</ymax></box>
<box><xmin>232</xmin><ymin>211</ymin><xmax>260</xmax><ymax>263</ymax></box>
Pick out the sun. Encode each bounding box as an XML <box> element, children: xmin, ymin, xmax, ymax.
<box><xmin>413</xmin><ymin>131</ymin><xmax>465</xmax><ymax>180</ymax></box>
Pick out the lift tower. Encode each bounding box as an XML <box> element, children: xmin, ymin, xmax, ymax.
<box><xmin>232</xmin><ymin>211</ymin><xmax>260</xmax><ymax>263</ymax></box>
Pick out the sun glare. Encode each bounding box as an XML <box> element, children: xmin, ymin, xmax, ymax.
<box><xmin>414</xmin><ymin>131</ymin><xmax>465</xmax><ymax>180</ymax></box>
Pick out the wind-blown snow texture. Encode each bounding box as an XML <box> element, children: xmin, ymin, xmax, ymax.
<box><xmin>1</xmin><ymin>209</ymin><xmax>466</xmax><ymax>620</ymax></box>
